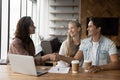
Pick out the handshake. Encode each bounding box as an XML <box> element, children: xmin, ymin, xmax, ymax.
<box><xmin>49</xmin><ymin>53</ymin><xmax>60</xmax><ymax>61</ymax></box>
<box><xmin>34</xmin><ymin>53</ymin><xmax>61</xmax><ymax>65</ymax></box>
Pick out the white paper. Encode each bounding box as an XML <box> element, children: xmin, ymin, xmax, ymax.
<box><xmin>56</xmin><ymin>60</ymin><xmax>70</xmax><ymax>68</ymax></box>
<box><xmin>48</xmin><ymin>67</ymin><xmax>70</xmax><ymax>74</ymax></box>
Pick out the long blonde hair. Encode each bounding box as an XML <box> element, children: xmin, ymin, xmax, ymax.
<box><xmin>65</xmin><ymin>20</ymin><xmax>82</xmax><ymax>57</ymax></box>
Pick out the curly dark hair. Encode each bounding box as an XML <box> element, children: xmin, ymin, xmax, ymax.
<box><xmin>14</xmin><ymin>16</ymin><xmax>33</xmax><ymax>44</ymax></box>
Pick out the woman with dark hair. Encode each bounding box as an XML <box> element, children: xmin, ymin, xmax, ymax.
<box><xmin>7</xmin><ymin>16</ymin><xmax>52</xmax><ymax>65</ymax></box>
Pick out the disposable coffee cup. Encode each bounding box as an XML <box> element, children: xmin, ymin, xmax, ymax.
<box><xmin>71</xmin><ymin>60</ymin><xmax>79</xmax><ymax>73</ymax></box>
<box><xmin>84</xmin><ymin>60</ymin><xmax>92</xmax><ymax>72</ymax></box>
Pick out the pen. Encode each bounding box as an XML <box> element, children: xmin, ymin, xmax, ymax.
<box><xmin>57</xmin><ymin>68</ymin><xmax>59</xmax><ymax>71</ymax></box>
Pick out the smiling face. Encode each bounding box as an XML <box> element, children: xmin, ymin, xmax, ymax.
<box><xmin>87</xmin><ymin>20</ymin><xmax>101</xmax><ymax>37</ymax></box>
<box><xmin>29</xmin><ymin>21</ymin><xmax>36</xmax><ymax>34</ymax></box>
<box><xmin>68</xmin><ymin>22</ymin><xmax>81</xmax><ymax>37</ymax></box>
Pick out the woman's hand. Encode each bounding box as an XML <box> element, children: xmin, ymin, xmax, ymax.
<box><xmin>88</xmin><ymin>65</ymin><xmax>103</xmax><ymax>73</ymax></box>
<box><xmin>49</xmin><ymin>53</ymin><xmax>60</xmax><ymax>61</ymax></box>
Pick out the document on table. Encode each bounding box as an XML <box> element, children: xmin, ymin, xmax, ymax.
<box><xmin>48</xmin><ymin>67</ymin><xmax>70</xmax><ymax>74</ymax></box>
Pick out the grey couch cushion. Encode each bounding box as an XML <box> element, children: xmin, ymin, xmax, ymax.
<box><xmin>41</xmin><ymin>37</ymin><xmax>61</xmax><ymax>54</ymax></box>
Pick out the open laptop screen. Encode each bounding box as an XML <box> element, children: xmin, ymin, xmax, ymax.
<box><xmin>8</xmin><ymin>54</ymin><xmax>47</xmax><ymax>76</ymax></box>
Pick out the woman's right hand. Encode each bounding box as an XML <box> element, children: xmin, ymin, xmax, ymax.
<box><xmin>49</xmin><ymin>53</ymin><xmax>60</xmax><ymax>61</ymax></box>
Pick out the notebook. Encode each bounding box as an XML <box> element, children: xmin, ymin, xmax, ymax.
<box><xmin>48</xmin><ymin>67</ymin><xmax>70</xmax><ymax>74</ymax></box>
<box><xmin>8</xmin><ymin>54</ymin><xmax>48</xmax><ymax>76</ymax></box>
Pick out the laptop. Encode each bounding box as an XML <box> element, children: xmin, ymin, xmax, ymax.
<box><xmin>8</xmin><ymin>54</ymin><xmax>48</xmax><ymax>76</ymax></box>
<box><xmin>0</xmin><ymin>59</ymin><xmax>7</xmax><ymax>65</ymax></box>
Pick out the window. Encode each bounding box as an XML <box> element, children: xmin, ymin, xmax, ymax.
<box><xmin>0</xmin><ymin>0</ymin><xmax>41</xmax><ymax>59</ymax></box>
<box><xmin>0</xmin><ymin>0</ymin><xmax>2</xmax><ymax>59</ymax></box>
<box><xmin>9</xmin><ymin>0</ymin><xmax>21</xmax><ymax>44</ymax></box>
<box><xmin>1</xmin><ymin>0</ymin><xmax>9</xmax><ymax>59</ymax></box>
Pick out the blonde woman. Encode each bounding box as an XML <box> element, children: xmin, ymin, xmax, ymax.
<box><xmin>55</xmin><ymin>20</ymin><xmax>82</xmax><ymax>67</ymax></box>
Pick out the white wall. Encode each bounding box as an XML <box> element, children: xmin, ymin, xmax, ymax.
<box><xmin>39</xmin><ymin>0</ymin><xmax>49</xmax><ymax>39</ymax></box>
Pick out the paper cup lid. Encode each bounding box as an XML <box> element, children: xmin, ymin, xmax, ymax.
<box><xmin>71</xmin><ymin>60</ymin><xmax>79</xmax><ymax>64</ymax></box>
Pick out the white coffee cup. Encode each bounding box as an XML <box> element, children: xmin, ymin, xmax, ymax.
<box><xmin>84</xmin><ymin>60</ymin><xmax>92</xmax><ymax>72</ymax></box>
<box><xmin>71</xmin><ymin>60</ymin><xmax>79</xmax><ymax>73</ymax></box>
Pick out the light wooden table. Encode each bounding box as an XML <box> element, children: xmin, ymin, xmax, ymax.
<box><xmin>0</xmin><ymin>65</ymin><xmax>120</xmax><ymax>80</ymax></box>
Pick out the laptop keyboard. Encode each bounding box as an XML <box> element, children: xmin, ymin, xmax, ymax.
<box><xmin>0</xmin><ymin>59</ymin><xmax>7</xmax><ymax>65</ymax></box>
<box><xmin>37</xmin><ymin>70</ymin><xmax>48</xmax><ymax>75</ymax></box>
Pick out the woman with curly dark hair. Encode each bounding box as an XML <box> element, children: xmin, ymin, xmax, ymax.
<box><xmin>7</xmin><ymin>16</ymin><xmax>52</xmax><ymax>65</ymax></box>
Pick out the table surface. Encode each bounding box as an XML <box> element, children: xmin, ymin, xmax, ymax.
<box><xmin>0</xmin><ymin>65</ymin><xmax>120</xmax><ymax>80</ymax></box>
